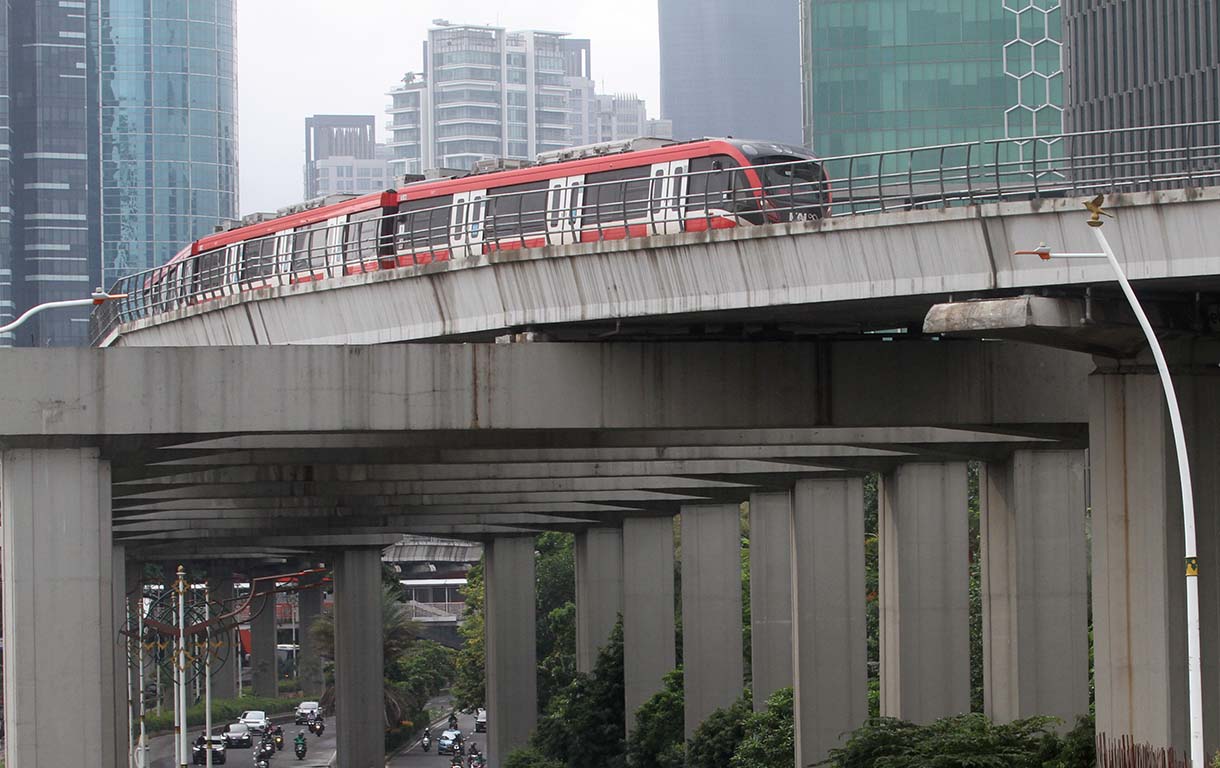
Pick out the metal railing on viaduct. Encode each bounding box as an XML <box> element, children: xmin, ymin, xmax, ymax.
<box><xmin>90</xmin><ymin>120</ymin><xmax>1220</xmax><ymax>345</ymax></box>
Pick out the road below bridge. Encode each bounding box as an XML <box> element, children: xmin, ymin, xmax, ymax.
<box><xmin>143</xmin><ymin>716</ymin><xmax>336</xmax><ymax>768</ymax></box>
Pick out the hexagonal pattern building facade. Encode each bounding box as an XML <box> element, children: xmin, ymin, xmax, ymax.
<box><xmin>1002</xmin><ymin>0</ymin><xmax>1063</xmax><ymax>162</ymax></box>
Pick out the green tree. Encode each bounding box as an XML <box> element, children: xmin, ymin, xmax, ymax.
<box><xmin>824</xmin><ymin>713</ymin><xmax>1069</xmax><ymax>768</ymax></box>
<box><xmin>687</xmin><ymin>692</ymin><xmax>752</xmax><ymax>768</ymax></box>
<box><xmin>453</xmin><ymin>558</ymin><xmax>486</xmax><ymax>711</ymax></box>
<box><xmin>309</xmin><ymin>585</ymin><xmax>424</xmax><ymax>728</ymax></box>
<box><xmin>730</xmin><ymin>687</ymin><xmax>793</xmax><ymax>768</ymax></box>
<box><xmin>626</xmin><ymin>669</ymin><xmax>685</xmax><ymax>768</ymax></box>
<box><xmin>531</xmin><ymin>620</ymin><xmax>626</xmax><ymax>768</ymax></box>
<box><xmin>536</xmin><ymin>532</ymin><xmax>577</xmax><ymax>712</ymax></box>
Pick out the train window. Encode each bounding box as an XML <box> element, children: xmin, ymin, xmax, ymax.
<box><xmin>343</xmin><ymin>209</ymin><xmax>381</xmax><ymax>263</ymax></box>
<box><xmin>197</xmin><ymin>247</ymin><xmax>227</xmax><ymax>290</ymax></box>
<box><xmin>584</xmin><ymin>165</ymin><xmax>651</xmax><ymax>225</ymax></box>
<box><xmin>291</xmin><ymin>223</ymin><xmax>328</xmax><ymax>273</ymax></box>
<box><xmin>687</xmin><ymin>155</ymin><xmax>742</xmax><ymax>213</ymax></box>
<box><xmin>397</xmin><ymin>195</ymin><xmax>454</xmax><ymax>251</ymax></box>
<box><xmin>487</xmin><ymin>181</ymin><xmax>548</xmax><ymax>239</ymax></box>
<box><xmin>568</xmin><ymin>182</ymin><xmax>581</xmax><ymax>225</ymax></box>
<box><xmin>548</xmin><ymin>188</ymin><xmax>563</xmax><ymax>228</ymax></box>
<box><xmin>240</xmin><ymin>236</ymin><xmax>276</xmax><ymax>281</ymax></box>
<box><xmin>650</xmin><ymin>170</ymin><xmax>665</xmax><ymax>212</ymax></box>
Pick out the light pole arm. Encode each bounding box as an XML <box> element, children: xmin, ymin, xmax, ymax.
<box><xmin>0</xmin><ymin>290</ymin><xmax>127</xmax><ymax>336</ymax></box>
<box><xmin>1090</xmin><ymin>225</ymin><xmax>1203</xmax><ymax>768</ymax></box>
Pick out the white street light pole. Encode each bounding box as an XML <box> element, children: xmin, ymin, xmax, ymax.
<box><xmin>205</xmin><ymin>585</ymin><xmax>213</xmax><ymax>768</ymax></box>
<box><xmin>0</xmin><ymin>288</ymin><xmax>127</xmax><ymax>335</ymax></box>
<box><xmin>1019</xmin><ymin>197</ymin><xmax>1202</xmax><ymax>767</ymax></box>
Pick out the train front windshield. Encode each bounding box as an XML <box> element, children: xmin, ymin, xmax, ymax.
<box><xmin>756</xmin><ymin>155</ymin><xmax>829</xmax><ymax>220</ymax></box>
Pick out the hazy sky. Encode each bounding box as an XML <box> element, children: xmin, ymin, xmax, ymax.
<box><xmin>236</xmin><ymin>1</ymin><xmax>661</xmax><ymax>215</ymax></box>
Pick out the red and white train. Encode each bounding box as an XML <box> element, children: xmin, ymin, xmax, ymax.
<box><xmin>148</xmin><ymin>137</ymin><xmax>829</xmax><ymax>304</ymax></box>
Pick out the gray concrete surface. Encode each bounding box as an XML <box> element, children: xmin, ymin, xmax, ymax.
<box><xmin>790</xmin><ymin>477</ymin><xmax>868</xmax><ymax>766</ymax></box>
<box><xmin>681</xmin><ymin>503</ymin><xmax>744</xmax><ymax>739</ymax></box>
<box><xmin>334</xmin><ymin>548</ymin><xmax>386</xmax><ymax>768</ymax></box>
<box><xmin>748</xmin><ymin>491</ymin><xmax>793</xmax><ymax>709</ymax></box>
<box><xmin>575</xmin><ymin>527</ymin><xmax>625</xmax><ymax>673</ymax></box>
<box><xmin>879</xmin><ymin>462</ymin><xmax>971</xmax><ymax>723</ymax></box>
<box><xmin>622</xmin><ymin>515</ymin><xmax>676</xmax><ymax>731</ymax></box>
<box><xmin>981</xmin><ymin>450</ymin><xmax>1089</xmax><ymax>728</ymax></box>
<box><xmin>484</xmin><ymin>537</ymin><xmax>537</xmax><ymax>768</ymax></box>
<box><xmin>1</xmin><ymin>448</ymin><xmax>124</xmax><ymax>768</ymax></box>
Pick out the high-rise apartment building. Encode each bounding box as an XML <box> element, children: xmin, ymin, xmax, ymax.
<box><xmin>658</xmin><ymin>0</ymin><xmax>802</xmax><ymax>144</ymax></box>
<box><xmin>1063</xmin><ymin>0</ymin><xmax>1219</xmax><ymax>135</ymax></box>
<box><xmin>304</xmin><ymin>115</ymin><xmax>396</xmax><ymax>199</ymax></box>
<box><xmin>387</xmin><ymin>23</ymin><xmax>595</xmax><ymax>174</ymax></box>
<box><xmin>0</xmin><ymin>0</ymin><xmax>238</xmax><ymax>346</ymax></box>
<box><xmin>801</xmin><ymin>0</ymin><xmax>1063</xmax><ymax>161</ymax></box>
<box><xmin>99</xmin><ymin>0</ymin><xmax>239</xmax><ymax>289</ymax></box>
<box><xmin>590</xmin><ymin>94</ymin><xmax>674</xmax><ymax>144</ymax></box>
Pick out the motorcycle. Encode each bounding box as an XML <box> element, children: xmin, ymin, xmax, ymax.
<box><xmin>310</xmin><ymin>719</ymin><xmax>326</xmax><ymax>737</ymax></box>
<box><xmin>294</xmin><ymin>740</ymin><xmax>308</xmax><ymax>760</ymax></box>
<box><xmin>273</xmin><ymin>732</ymin><xmax>285</xmax><ymax>751</ymax></box>
<box><xmin>421</xmin><ymin>734</ymin><xmax>431</xmax><ymax>752</ymax></box>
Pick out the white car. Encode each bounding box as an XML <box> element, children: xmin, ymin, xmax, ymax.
<box><xmin>239</xmin><ymin>710</ymin><xmax>269</xmax><ymax>733</ymax></box>
<box><xmin>295</xmin><ymin>701</ymin><xmax>321</xmax><ymax>724</ymax></box>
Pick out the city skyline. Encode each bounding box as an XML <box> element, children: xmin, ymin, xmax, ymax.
<box><xmin>236</xmin><ymin>0</ymin><xmax>662</xmax><ymax>216</ymax></box>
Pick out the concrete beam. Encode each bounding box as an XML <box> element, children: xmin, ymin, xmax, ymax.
<box><xmin>879</xmin><ymin>463</ymin><xmax>970</xmax><ymax>723</ymax></box>
<box><xmin>1</xmin><ymin>449</ymin><xmax>120</xmax><ymax>768</ymax></box>
<box><xmin>623</xmin><ymin>516</ymin><xmax>676</xmax><ymax>729</ymax></box>
<box><xmin>485</xmin><ymin>537</ymin><xmax>538</xmax><ymax>768</ymax></box>
<box><xmin>575</xmin><ymin>528</ymin><xmax>624</xmax><ymax>673</ymax></box>
<box><xmin>334</xmin><ymin>548</ymin><xmax>385</xmax><ymax>768</ymax></box>
<box><xmin>0</xmin><ymin>342</ymin><xmax>1088</xmax><ymax>444</ymax></box>
<box><xmin>748</xmin><ymin>492</ymin><xmax>793</xmax><ymax>708</ymax></box>
<box><xmin>982</xmin><ymin>450</ymin><xmax>1089</xmax><ymax>728</ymax></box>
<box><xmin>681</xmin><ymin>503</ymin><xmax>744</xmax><ymax>738</ymax></box>
<box><xmin>791</xmin><ymin>478</ymin><xmax>868</xmax><ymax>765</ymax></box>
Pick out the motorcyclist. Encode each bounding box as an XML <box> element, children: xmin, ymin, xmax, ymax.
<box><xmin>194</xmin><ymin>732</ymin><xmax>206</xmax><ymax>747</ymax></box>
<box><xmin>294</xmin><ymin>731</ymin><xmax>308</xmax><ymax>759</ymax></box>
<box><xmin>448</xmin><ymin>712</ymin><xmax>459</xmax><ymax>730</ymax></box>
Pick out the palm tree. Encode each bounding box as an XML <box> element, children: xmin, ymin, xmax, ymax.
<box><xmin>309</xmin><ymin>585</ymin><xmax>421</xmax><ymax>729</ymax></box>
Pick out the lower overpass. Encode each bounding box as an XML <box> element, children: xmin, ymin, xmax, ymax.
<box><xmin>3</xmin><ymin>339</ymin><xmax>1218</xmax><ymax>767</ymax></box>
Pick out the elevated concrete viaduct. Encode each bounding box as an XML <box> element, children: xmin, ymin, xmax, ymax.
<box><xmin>0</xmin><ymin>338</ymin><xmax>1106</xmax><ymax>768</ymax></box>
<box><xmin>5</xmin><ymin>334</ymin><xmax>1206</xmax><ymax>766</ymax></box>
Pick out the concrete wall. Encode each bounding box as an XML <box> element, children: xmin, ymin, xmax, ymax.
<box><xmin>105</xmin><ymin>189</ymin><xmax>1220</xmax><ymax>347</ymax></box>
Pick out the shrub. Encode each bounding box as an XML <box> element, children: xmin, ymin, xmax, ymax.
<box><xmin>625</xmin><ymin>669</ymin><xmax>685</xmax><ymax>768</ymax></box>
<box><xmin>730</xmin><ymin>687</ymin><xmax>793</xmax><ymax>768</ymax></box>
<box><xmin>687</xmin><ymin>692</ymin><xmax>752</xmax><ymax>768</ymax></box>
<box><xmin>824</xmin><ymin>713</ymin><xmax>1071</xmax><ymax>768</ymax></box>
<box><xmin>142</xmin><ymin>694</ymin><xmax>308</xmax><ymax>735</ymax></box>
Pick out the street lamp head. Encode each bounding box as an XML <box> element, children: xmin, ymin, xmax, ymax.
<box><xmin>1014</xmin><ymin>242</ymin><xmax>1053</xmax><ymax>260</ymax></box>
<box><xmin>91</xmin><ymin>287</ymin><xmax>129</xmax><ymax>305</ymax></box>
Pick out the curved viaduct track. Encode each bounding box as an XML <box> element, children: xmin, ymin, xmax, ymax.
<box><xmin>101</xmin><ymin>188</ymin><xmax>1220</xmax><ymax>347</ymax></box>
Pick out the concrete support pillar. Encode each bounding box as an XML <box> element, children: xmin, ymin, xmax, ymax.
<box><xmin>681</xmin><ymin>503</ymin><xmax>744</xmax><ymax>739</ymax></box>
<box><xmin>485</xmin><ymin>536</ymin><xmax>537</xmax><ymax>768</ymax></box>
<box><xmin>250</xmin><ymin>571</ymin><xmax>278</xmax><ymax>698</ymax></box>
<box><xmin>1</xmin><ymin>448</ymin><xmax>120</xmax><ymax>768</ymax></box>
<box><xmin>623</xmin><ymin>516</ymin><xmax>676</xmax><ymax>729</ymax></box>
<box><xmin>748</xmin><ymin>492</ymin><xmax>793</xmax><ymax>708</ymax></box>
<box><xmin>879</xmin><ymin>462</ymin><xmax>970</xmax><ymax>723</ymax></box>
<box><xmin>982</xmin><ymin>450</ymin><xmax>1089</xmax><ymax>728</ymax></box>
<box><xmin>334</xmin><ymin>548</ymin><xmax>385</xmax><ymax>768</ymax></box>
<box><xmin>1090</xmin><ymin>370</ymin><xmax>1220</xmax><ymax>752</ymax></box>
<box><xmin>575</xmin><ymin>527</ymin><xmax>625</xmax><ymax>673</ymax></box>
<box><xmin>207</xmin><ymin>570</ymin><xmax>238</xmax><ymax>701</ymax></box>
<box><xmin>298</xmin><ymin>570</ymin><xmax>325</xmax><ymax>696</ymax></box>
<box><xmin>791</xmin><ymin>478</ymin><xmax>868</xmax><ymax>766</ymax></box>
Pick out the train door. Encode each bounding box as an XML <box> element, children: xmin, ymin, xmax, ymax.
<box><xmin>324</xmin><ymin>215</ymin><xmax>346</xmax><ymax>275</ymax></box>
<box><xmin>546</xmin><ymin>175</ymin><xmax>584</xmax><ymax>245</ymax></box>
<box><xmin>451</xmin><ymin>191</ymin><xmax>487</xmax><ymax>258</ymax></box>
<box><xmin>649</xmin><ymin>160</ymin><xmax>689</xmax><ymax>235</ymax></box>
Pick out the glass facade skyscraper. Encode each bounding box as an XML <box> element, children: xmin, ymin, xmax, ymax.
<box><xmin>0</xmin><ymin>0</ymin><xmax>237</xmax><ymax>345</ymax></box>
<box><xmin>99</xmin><ymin>0</ymin><xmax>239</xmax><ymax>287</ymax></box>
<box><xmin>801</xmin><ymin>0</ymin><xmax>1063</xmax><ymax>160</ymax></box>
<box><xmin>3</xmin><ymin>0</ymin><xmax>101</xmax><ymax>347</ymax></box>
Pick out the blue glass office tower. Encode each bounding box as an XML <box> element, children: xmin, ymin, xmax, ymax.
<box><xmin>0</xmin><ymin>0</ymin><xmax>237</xmax><ymax>345</ymax></box>
<box><xmin>99</xmin><ymin>0</ymin><xmax>239</xmax><ymax>287</ymax></box>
